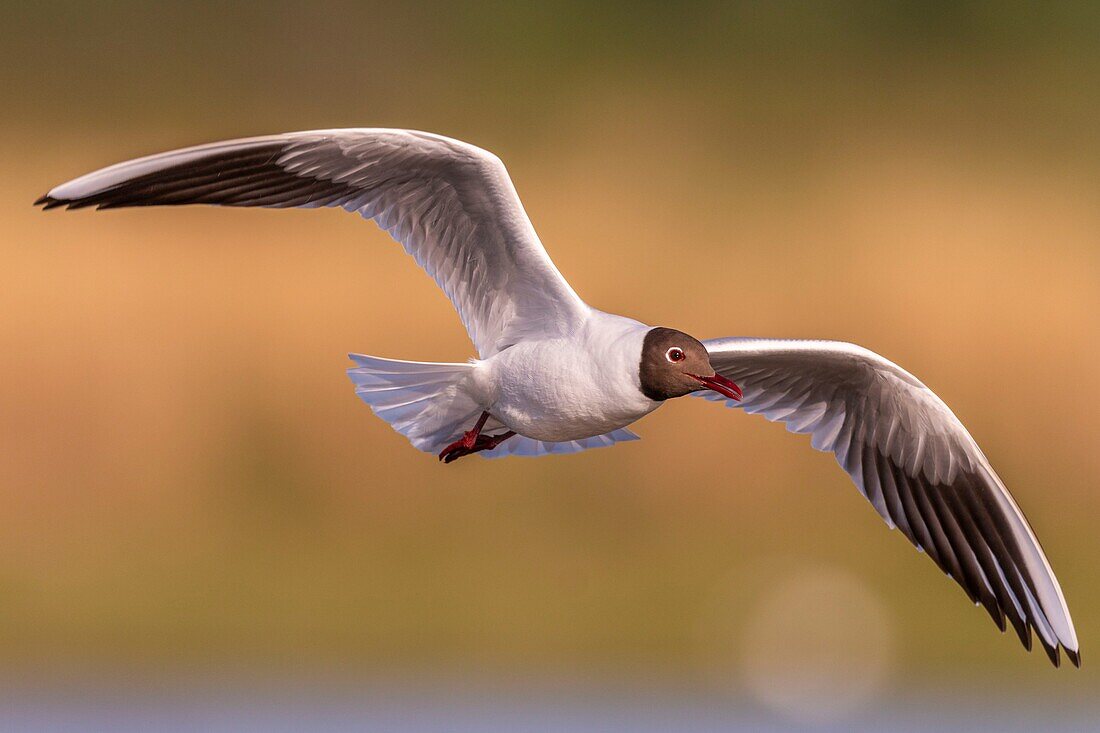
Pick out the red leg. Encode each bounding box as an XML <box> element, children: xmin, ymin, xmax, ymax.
<box><xmin>472</xmin><ymin>430</ymin><xmax>516</xmax><ymax>453</ymax></box>
<box><xmin>442</xmin><ymin>430</ymin><xmax>515</xmax><ymax>463</ymax></box>
<box><xmin>438</xmin><ymin>411</ymin><xmax>490</xmax><ymax>462</ymax></box>
<box><xmin>439</xmin><ymin>412</ymin><xmax>516</xmax><ymax>464</ymax></box>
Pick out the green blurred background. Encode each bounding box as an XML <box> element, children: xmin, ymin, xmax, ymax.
<box><xmin>4</xmin><ymin>1</ymin><xmax>1100</xmax><ymax>727</ymax></box>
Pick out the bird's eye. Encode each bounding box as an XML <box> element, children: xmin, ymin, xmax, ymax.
<box><xmin>666</xmin><ymin>347</ymin><xmax>685</xmax><ymax>363</ymax></box>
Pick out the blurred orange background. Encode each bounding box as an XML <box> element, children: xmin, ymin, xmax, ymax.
<box><xmin>3</xmin><ymin>2</ymin><xmax>1099</xmax><ymax>727</ymax></box>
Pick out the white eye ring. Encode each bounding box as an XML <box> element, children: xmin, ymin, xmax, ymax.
<box><xmin>666</xmin><ymin>347</ymin><xmax>686</xmax><ymax>363</ymax></box>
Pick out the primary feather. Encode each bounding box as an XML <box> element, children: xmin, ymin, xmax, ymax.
<box><xmin>38</xmin><ymin>129</ymin><xmax>589</xmax><ymax>358</ymax></box>
<box><xmin>698</xmin><ymin>337</ymin><xmax>1079</xmax><ymax>667</ymax></box>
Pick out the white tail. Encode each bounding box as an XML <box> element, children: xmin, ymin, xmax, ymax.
<box><xmin>347</xmin><ymin>354</ymin><xmax>483</xmax><ymax>453</ymax></box>
<box><xmin>348</xmin><ymin>353</ymin><xmax>641</xmax><ymax>459</ymax></box>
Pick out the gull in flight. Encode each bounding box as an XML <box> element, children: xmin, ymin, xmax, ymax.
<box><xmin>37</xmin><ymin>128</ymin><xmax>1079</xmax><ymax>666</ymax></box>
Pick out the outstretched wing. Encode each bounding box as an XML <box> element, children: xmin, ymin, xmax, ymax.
<box><xmin>36</xmin><ymin>129</ymin><xmax>589</xmax><ymax>357</ymax></box>
<box><xmin>699</xmin><ymin>337</ymin><xmax>1079</xmax><ymax>667</ymax></box>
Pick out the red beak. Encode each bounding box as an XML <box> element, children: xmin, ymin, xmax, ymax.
<box><xmin>690</xmin><ymin>373</ymin><xmax>743</xmax><ymax>401</ymax></box>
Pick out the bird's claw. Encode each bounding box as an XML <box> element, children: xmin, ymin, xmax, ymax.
<box><xmin>438</xmin><ymin>430</ymin><xmax>516</xmax><ymax>464</ymax></box>
<box><xmin>439</xmin><ymin>428</ymin><xmax>480</xmax><ymax>463</ymax></box>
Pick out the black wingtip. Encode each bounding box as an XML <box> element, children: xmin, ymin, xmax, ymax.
<box><xmin>35</xmin><ymin>194</ymin><xmax>69</xmax><ymax>210</ymax></box>
<box><xmin>1042</xmin><ymin>642</ymin><xmax>1061</xmax><ymax>668</ymax></box>
<box><xmin>996</xmin><ymin>609</ymin><xmax>1029</xmax><ymax>650</ymax></box>
<box><xmin>982</xmin><ymin>601</ymin><xmax>1006</xmax><ymax>633</ymax></box>
<box><xmin>1066</xmin><ymin>647</ymin><xmax>1081</xmax><ymax>668</ymax></box>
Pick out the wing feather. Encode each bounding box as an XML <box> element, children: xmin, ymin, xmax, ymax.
<box><xmin>699</xmin><ymin>337</ymin><xmax>1079</xmax><ymax>666</ymax></box>
<box><xmin>37</xmin><ymin>129</ymin><xmax>588</xmax><ymax>357</ymax></box>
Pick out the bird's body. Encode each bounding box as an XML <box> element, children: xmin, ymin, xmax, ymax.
<box><xmin>37</xmin><ymin>127</ymin><xmax>1080</xmax><ymax>666</ymax></box>
<box><xmin>481</xmin><ymin>312</ymin><xmax>657</xmax><ymax>442</ymax></box>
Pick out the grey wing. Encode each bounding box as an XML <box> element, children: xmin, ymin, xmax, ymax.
<box><xmin>36</xmin><ymin>129</ymin><xmax>588</xmax><ymax>357</ymax></box>
<box><xmin>700</xmin><ymin>337</ymin><xmax>1079</xmax><ymax>667</ymax></box>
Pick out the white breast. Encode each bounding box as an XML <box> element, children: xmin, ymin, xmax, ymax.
<box><xmin>476</xmin><ymin>312</ymin><xmax>660</xmax><ymax>441</ymax></box>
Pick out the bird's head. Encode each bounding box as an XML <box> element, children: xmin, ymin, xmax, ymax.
<box><xmin>638</xmin><ymin>327</ymin><xmax>742</xmax><ymax>401</ymax></box>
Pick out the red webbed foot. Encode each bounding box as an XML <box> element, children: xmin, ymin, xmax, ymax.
<box><xmin>438</xmin><ymin>412</ymin><xmax>516</xmax><ymax>464</ymax></box>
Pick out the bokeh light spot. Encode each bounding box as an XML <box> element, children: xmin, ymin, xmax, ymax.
<box><xmin>739</xmin><ymin>565</ymin><xmax>895</xmax><ymax>725</ymax></box>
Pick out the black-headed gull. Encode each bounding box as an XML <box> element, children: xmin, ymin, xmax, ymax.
<box><xmin>37</xmin><ymin>129</ymin><xmax>1078</xmax><ymax>667</ymax></box>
